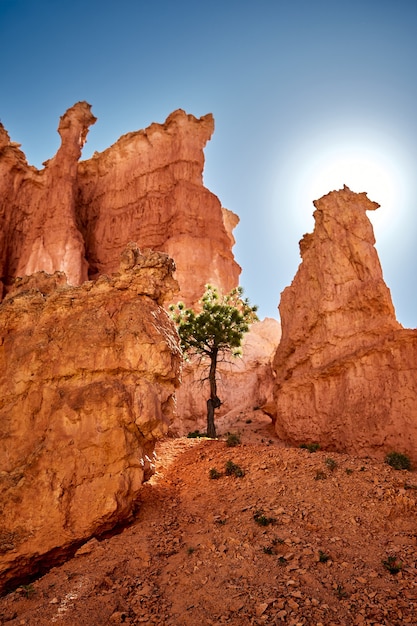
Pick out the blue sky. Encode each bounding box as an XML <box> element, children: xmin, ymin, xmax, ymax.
<box><xmin>1</xmin><ymin>0</ymin><xmax>416</xmax><ymax>327</ymax></box>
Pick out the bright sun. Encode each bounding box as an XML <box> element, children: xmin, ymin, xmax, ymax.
<box><xmin>285</xmin><ymin>128</ymin><xmax>410</xmax><ymax>245</ymax></box>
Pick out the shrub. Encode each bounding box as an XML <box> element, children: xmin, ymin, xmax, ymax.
<box><xmin>253</xmin><ymin>510</ymin><xmax>276</xmax><ymax>526</ymax></box>
<box><xmin>385</xmin><ymin>452</ymin><xmax>412</xmax><ymax>471</ymax></box>
<box><xmin>325</xmin><ymin>457</ymin><xmax>338</xmax><ymax>472</ymax></box>
<box><xmin>300</xmin><ymin>443</ymin><xmax>320</xmax><ymax>453</ymax></box>
<box><xmin>209</xmin><ymin>467</ymin><xmax>222</xmax><ymax>480</ymax></box>
<box><xmin>187</xmin><ymin>430</ymin><xmax>208</xmax><ymax>438</ymax></box>
<box><xmin>382</xmin><ymin>555</ymin><xmax>402</xmax><ymax>574</ymax></box>
<box><xmin>225</xmin><ymin>460</ymin><xmax>245</xmax><ymax>477</ymax></box>
<box><xmin>226</xmin><ymin>433</ymin><xmax>241</xmax><ymax>447</ymax></box>
<box><xmin>318</xmin><ymin>550</ymin><xmax>330</xmax><ymax>563</ymax></box>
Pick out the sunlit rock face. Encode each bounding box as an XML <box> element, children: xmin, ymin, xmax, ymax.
<box><xmin>0</xmin><ymin>247</ymin><xmax>181</xmax><ymax>593</ymax></box>
<box><xmin>0</xmin><ymin>104</ymin><xmax>240</xmax><ymax>307</ymax></box>
<box><xmin>172</xmin><ymin>317</ymin><xmax>282</xmax><ymax>435</ymax></box>
<box><xmin>0</xmin><ymin>103</ymin><xmax>96</xmax><ymax>295</ymax></box>
<box><xmin>272</xmin><ymin>186</ymin><xmax>417</xmax><ymax>463</ymax></box>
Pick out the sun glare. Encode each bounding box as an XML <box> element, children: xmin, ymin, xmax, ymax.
<box><xmin>286</xmin><ymin>133</ymin><xmax>410</xmax><ymax>245</ymax></box>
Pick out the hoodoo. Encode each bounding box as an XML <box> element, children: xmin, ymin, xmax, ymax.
<box><xmin>272</xmin><ymin>186</ymin><xmax>417</xmax><ymax>463</ymax></box>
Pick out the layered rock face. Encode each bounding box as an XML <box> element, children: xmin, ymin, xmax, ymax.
<box><xmin>0</xmin><ymin>247</ymin><xmax>181</xmax><ymax>593</ymax></box>
<box><xmin>0</xmin><ymin>103</ymin><xmax>240</xmax><ymax>308</ymax></box>
<box><xmin>0</xmin><ymin>103</ymin><xmax>96</xmax><ymax>296</ymax></box>
<box><xmin>173</xmin><ymin>317</ymin><xmax>281</xmax><ymax>435</ymax></box>
<box><xmin>273</xmin><ymin>186</ymin><xmax>417</xmax><ymax>463</ymax></box>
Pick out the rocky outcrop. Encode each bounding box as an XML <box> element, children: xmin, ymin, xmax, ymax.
<box><xmin>0</xmin><ymin>103</ymin><xmax>240</xmax><ymax>308</ymax></box>
<box><xmin>173</xmin><ymin>318</ymin><xmax>281</xmax><ymax>435</ymax></box>
<box><xmin>0</xmin><ymin>103</ymin><xmax>97</xmax><ymax>295</ymax></box>
<box><xmin>272</xmin><ymin>186</ymin><xmax>417</xmax><ymax>463</ymax></box>
<box><xmin>0</xmin><ymin>247</ymin><xmax>181</xmax><ymax>593</ymax></box>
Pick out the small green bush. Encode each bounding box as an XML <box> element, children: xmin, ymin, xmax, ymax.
<box><xmin>300</xmin><ymin>442</ymin><xmax>320</xmax><ymax>453</ymax></box>
<box><xmin>325</xmin><ymin>457</ymin><xmax>338</xmax><ymax>472</ymax></box>
<box><xmin>226</xmin><ymin>433</ymin><xmax>241</xmax><ymax>447</ymax></box>
<box><xmin>225</xmin><ymin>460</ymin><xmax>245</xmax><ymax>477</ymax></box>
<box><xmin>382</xmin><ymin>555</ymin><xmax>402</xmax><ymax>574</ymax></box>
<box><xmin>187</xmin><ymin>430</ymin><xmax>208</xmax><ymax>438</ymax></box>
<box><xmin>318</xmin><ymin>550</ymin><xmax>330</xmax><ymax>563</ymax></box>
<box><xmin>209</xmin><ymin>467</ymin><xmax>222</xmax><ymax>480</ymax></box>
<box><xmin>385</xmin><ymin>452</ymin><xmax>412</xmax><ymax>471</ymax></box>
<box><xmin>253</xmin><ymin>510</ymin><xmax>276</xmax><ymax>526</ymax></box>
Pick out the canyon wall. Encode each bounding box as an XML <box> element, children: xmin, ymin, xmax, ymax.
<box><xmin>0</xmin><ymin>102</ymin><xmax>240</xmax><ymax>308</ymax></box>
<box><xmin>272</xmin><ymin>186</ymin><xmax>417</xmax><ymax>463</ymax></box>
<box><xmin>0</xmin><ymin>247</ymin><xmax>181</xmax><ymax>593</ymax></box>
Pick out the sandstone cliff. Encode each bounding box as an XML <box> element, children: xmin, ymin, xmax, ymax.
<box><xmin>0</xmin><ymin>103</ymin><xmax>240</xmax><ymax>308</ymax></box>
<box><xmin>0</xmin><ymin>247</ymin><xmax>181</xmax><ymax>593</ymax></box>
<box><xmin>272</xmin><ymin>186</ymin><xmax>417</xmax><ymax>463</ymax></box>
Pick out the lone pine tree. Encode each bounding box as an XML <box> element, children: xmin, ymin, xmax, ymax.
<box><xmin>170</xmin><ymin>285</ymin><xmax>258</xmax><ymax>438</ymax></box>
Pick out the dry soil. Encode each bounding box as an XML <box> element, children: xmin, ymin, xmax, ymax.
<box><xmin>1</xmin><ymin>411</ymin><xmax>416</xmax><ymax>625</ymax></box>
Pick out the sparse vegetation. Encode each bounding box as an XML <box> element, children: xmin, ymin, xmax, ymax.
<box><xmin>17</xmin><ymin>584</ymin><xmax>35</xmax><ymax>599</ymax></box>
<box><xmin>187</xmin><ymin>546</ymin><xmax>195</xmax><ymax>555</ymax></box>
<box><xmin>209</xmin><ymin>467</ymin><xmax>222</xmax><ymax>480</ymax></box>
<box><xmin>318</xmin><ymin>550</ymin><xmax>330</xmax><ymax>563</ymax></box>
<box><xmin>187</xmin><ymin>430</ymin><xmax>208</xmax><ymax>439</ymax></box>
<box><xmin>226</xmin><ymin>432</ymin><xmax>241</xmax><ymax>447</ymax></box>
<box><xmin>314</xmin><ymin>470</ymin><xmax>327</xmax><ymax>481</ymax></box>
<box><xmin>385</xmin><ymin>452</ymin><xmax>412</xmax><ymax>471</ymax></box>
<box><xmin>335</xmin><ymin>584</ymin><xmax>348</xmax><ymax>599</ymax></box>
<box><xmin>382</xmin><ymin>555</ymin><xmax>402</xmax><ymax>574</ymax></box>
<box><xmin>325</xmin><ymin>457</ymin><xmax>338</xmax><ymax>472</ymax></box>
<box><xmin>300</xmin><ymin>443</ymin><xmax>320</xmax><ymax>453</ymax></box>
<box><xmin>345</xmin><ymin>468</ymin><xmax>354</xmax><ymax>475</ymax></box>
<box><xmin>225</xmin><ymin>460</ymin><xmax>245</xmax><ymax>477</ymax></box>
<box><xmin>253</xmin><ymin>510</ymin><xmax>276</xmax><ymax>526</ymax></box>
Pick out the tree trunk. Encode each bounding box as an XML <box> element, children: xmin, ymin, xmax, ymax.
<box><xmin>206</xmin><ymin>349</ymin><xmax>221</xmax><ymax>438</ymax></box>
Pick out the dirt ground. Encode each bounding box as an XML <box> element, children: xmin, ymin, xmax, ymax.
<box><xmin>1</xmin><ymin>411</ymin><xmax>416</xmax><ymax>626</ymax></box>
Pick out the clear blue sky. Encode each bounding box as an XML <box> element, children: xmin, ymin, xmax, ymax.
<box><xmin>1</xmin><ymin>0</ymin><xmax>416</xmax><ymax>327</ymax></box>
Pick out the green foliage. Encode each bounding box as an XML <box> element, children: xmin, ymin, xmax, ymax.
<box><xmin>170</xmin><ymin>285</ymin><xmax>258</xmax><ymax>438</ymax></box>
<box><xmin>209</xmin><ymin>467</ymin><xmax>222</xmax><ymax>480</ymax></box>
<box><xmin>300</xmin><ymin>442</ymin><xmax>320</xmax><ymax>453</ymax></box>
<box><xmin>318</xmin><ymin>550</ymin><xmax>330</xmax><ymax>563</ymax></box>
<box><xmin>385</xmin><ymin>452</ymin><xmax>412</xmax><ymax>471</ymax></box>
<box><xmin>335</xmin><ymin>584</ymin><xmax>348</xmax><ymax>599</ymax></box>
<box><xmin>325</xmin><ymin>457</ymin><xmax>338</xmax><ymax>472</ymax></box>
<box><xmin>382</xmin><ymin>555</ymin><xmax>402</xmax><ymax>574</ymax></box>
<box><xmin>169</xmin><ymin>285</ymin><xmax>258</xmax><ymax>360</ymax></box>
<box><xmin>226</xmin><ymin>432</ymin><xmax>241</xmax><ymax>447</ymax></box>
<box><xmin>253</xmin><ymin>510</ymin><xmax>276</xmax><ymax>526</ymax></box>
<box><xmin>187</xmin><ymin>430</ymin><xmax>208</xmax><ymax>438</ymax></box>
<box><xmin>225</xmin><ymin>460</ymin><xmax>245</xmax><ymax>477</ymax></box>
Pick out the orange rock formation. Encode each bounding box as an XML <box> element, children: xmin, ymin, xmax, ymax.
<box><xmin>272</xmin><ymin>186</ymin><xmax>417</xmax><ymax>463</ymax></box>
<box><xmin>0</xmin><ymin>103</ymin><xmax>240</xmax><ymax>307</ymax></box>
<box><xmin>0</xmin><ymin>247</ymin><xmax>181</xmax><ymax>593</ymax></box>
